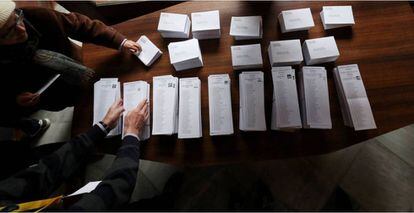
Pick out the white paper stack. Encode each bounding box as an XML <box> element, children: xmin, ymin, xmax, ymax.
<box><xmin>271</xmin><ymin>67</ymin><xmax>302</xmax><ymax>130</ymax></box>
<box><xmin>191</xmin><ymin>10</ymin><xmax>221</xmax><ymax>40</ymax></box>
<box><xmin>229</xmin><ymin>16</ymin><xmax>262</xmax><ymax>40</ymax></box>
<box><xmin>93</xmin><ymin>78</ymin><xmax>121</xmax><ymax>136</ymax></box>
<box><xmin>208</xmin><ymin>74</ymin><xmax>234</xmax><ymax>136</ymax></box>
<box><xmin>268</xmin><ymin>39</ymin><xmax>303</xmax><ymax>66</ymax></box>
<box><xmin>168</xmin><ymin>38</ymin><xmax>203</xmax><ymax>71</ymax></box>
<box><xmin>239</xmin><ymin>71</ymin><xmax>266</xmax><ymax>131</ymax></box>
<box><xmin>157</xmin><ymin>12</ymin><xmax>191</xmax><ymax>38</ymax></box>
<box><xmin>135</xmin><ymin>35</ymin><xmax>162</xmax><ymax>67</ymax></box>
<box><xmin>231</xmin><ymin>44</ymin><xmax>263</xmax><ymax>70</ymax></box>
<box><xmin>152</xmin><ymin>75</ymin><xmax>179</xmax><ymax>135</ymax></box>
<box><xmin>302</xmin><ymin>36</ymin><xmax>340</xmax><ymax>65</ymax></box>
<box><xmin>278</xmin><ymin>8</ymin><xmax>315</xmax><ymax>33</ymax></box>
<box><xmin>333</xmin><ymin>64</ymin><xmax>376</xmax><ymax>131</ymax></box>
<box><xmin>123</xmin><ymin>81</ymin><xmax>150</xmax><ymax>140</ymax></box>
<box><xmin>320</xmin><ymin>6</ymin><xmax>355</xmax><ymax>30</ymax></box>
<box><xmin>178</xmin><ymin>77</ymin><xmax>202</xmax><ymax>139</ymax></box>
<box><xmin>298</xmin><ymin>67</ymin><xmax>332</xmax><ymax>129</ymax></box>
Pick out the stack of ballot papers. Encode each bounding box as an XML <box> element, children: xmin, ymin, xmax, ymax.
<box><xmin>178</xmin><ymin>77</ymin><xmax>202</xmax><ymax>139</ymax></box>
<box><xmin>298</xmin><ymin>67</ymin><xmax>332</xmax><ymax>129</ymax></box>
<box><xmin>333</xmin><ymin>64</ymin><xmax>376</xmax><ymax>131</ymax></box>
<box><xmin>152</xmin><ymin>75</ymin><xmax>179</xmax><ymax>135</ymax></box>
<box><xmin>302</xmin><ymin>36</ymin><xmax>340</xmax><ymax>65</ymax></box>
<box><xmin>157</xmin><ymin>12</ymin><xmax>191</xmax><ymax>38</ymax></box>
<box><xmin>135</xmin><ymin>35</ymin><xmax>162</xmax><ymax>67</ymax></box>
<box><xmin>168</xmin><ymin>39</ymin><xmax>203</xmax><ymax>71</ymax></box>
<box><xmin>123</xmin><ymin>81</ymin><xmax>150</xmax><ymax>140</ymax></box>
<box><xmin>229</xmin><ymin>16</ymin><xmax>263</xmax><ymax>40</ymax></box>
<box><xmin>231</xmin><ymin>44</ymin><xmax>263</xmax><ymax>70</ymax></box>
<box><xmin>271</xmin><ymin>67</ymin><xmax>302</xmax><ymax>130</ymax></box>
<box><xmin>93</xmin><ymin>78</ymin><xmax>121</xmax><ymax>136</ymax></box>
<box><xmin>320</xmin><ymin>6</ymin><xmax>355</xmax><ymax>30</ymax></box>
<box><xmin>278</xmin><ymin>8</ymin><xmax>315</xmax><ymax>33</ymax></box>
<box><xmin>268</xmin><ymin>39</ymin><xmax>303</xmax><ymax>66</ymax></box>
<box><xmin>239</xmin><ymin>71</ymin><xmax>266</xmax><ymax>131</ymax></box>
<box><xmin>191</xmin><ymin>10</ymin><xmax>221</xmax><ymax>39</ymax></box>
<box><xmin>208</xmin><ymin>74</ymin><xmax>234</xmax><ymax>136</ymax></box>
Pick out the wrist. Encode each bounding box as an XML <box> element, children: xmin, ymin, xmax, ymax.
<box><xmin>124</xmin><ymin>127</ymin><xmax>140</xmax><ymax>135</ymax></box>
<box><xmin>100</xmin><ymin>120</ymin><xmax>112</xmax><ymax>132</ymax></box>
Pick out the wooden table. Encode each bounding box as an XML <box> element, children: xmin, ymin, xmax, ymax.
<box><xmin>73</xmin><ymin>1</ymin><xmax>414</xmax><ymax>166</ymax></box>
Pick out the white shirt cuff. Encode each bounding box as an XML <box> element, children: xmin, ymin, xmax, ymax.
<box><xmin>119</xmin><ymin>39</ymin><xmax>127</xmax><ymax>51</ymax></box>
<box><xmin>124</xmin><ymin>133</ymin><xmax>141</xmax><ymax>141</ymax></box>
<box><xmin>96</xmin><ymin>122</ymin><xmax>108</xmax><ymax>134</ymax></box>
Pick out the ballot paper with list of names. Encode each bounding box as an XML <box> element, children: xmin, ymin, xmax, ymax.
<box><xmin>239</xmin><ymin>71</ymin><xmax>266</xmax><ymax>131</ymax></box>
<box><xmin>231</xmin><ymin>44</ymin><xmax>263</xmax><ymax>70</ymax></box>
<box><xmin>333</xmin><ymin>64</ymin><xmax>376</xmax><ymax>131</ymax></box>
<box><xmin>298</xmin><ymin>67</ymin><xmax>332</xmax><ymax>129</ymax></box>
<box><xmin>152</xmin><ymin>75</ymin><xmax>179</xmax><ymax>135</ymax></box>
<box><xmin>271</xmin><ymin>67</ymin><xmax>302</xmax><ymax>130</ymax></box>
<box><xmin>178</xmin><ymin>77</ymin><xmax>202</xmax><ymax>139</ymax></box>
<box><xmin>123</xmin><ymin>81</ymin><xmax>150</xmax><ymax>140</ymax></box>
<box><xmin>208</xmin><ymin>74</ymin><xmax>234</xmax><ymax>136</ymax></box>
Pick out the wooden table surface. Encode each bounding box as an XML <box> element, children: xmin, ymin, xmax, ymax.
<box><xmin>73</xmin><ymin>1</ymin><xmax>414</xmax><ymax>167</ymax></box>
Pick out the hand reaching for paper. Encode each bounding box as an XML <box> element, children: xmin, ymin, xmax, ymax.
<box><xmin>124</xmin><ymin>100</ymin><xmax>149</xmax><ymax>135</ymax></box>
<box><xmin>16</xmin><ymin>92</ymin><xmax>40</xmax><ymax>107</ymax></box>
<box><xmin>122</xmin><ymin>40</ymin><xmax>142</xmax><ymax>54</ymax></box>
<box><xmin>102</xmin><ymin>99</ymin><xmax>125</xmax><ymax>129</ymax></box>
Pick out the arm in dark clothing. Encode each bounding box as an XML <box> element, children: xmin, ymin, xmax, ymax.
<box><xmin>69</xmin><ymin>136</ymin><xmax>140</xmax><ymax>210</ymax></box>
<box><xmin>0</xmin><ymin>125</ymin><xmax>106</xmax><ymax>205</ymax></box>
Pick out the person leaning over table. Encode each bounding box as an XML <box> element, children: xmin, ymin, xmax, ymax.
<box><xmin>0</xmin><ymin>0</ymin><xmax>141</xmax><ymax>138</ymax></box>
<box><xmin>0</xmin><ymin>98</ymin><xmax>149</xmax><ymax>211</ymax></box>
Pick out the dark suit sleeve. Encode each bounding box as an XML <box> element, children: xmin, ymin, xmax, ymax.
<box><xmin>0</xmin><ymin>125</ymin><xmax>106</xmax><ymax>205</ymax></box>
<box><xmin>69</xmin><ymin>136</ymin><xmax>140</xmax><ymax>210</ymax></box>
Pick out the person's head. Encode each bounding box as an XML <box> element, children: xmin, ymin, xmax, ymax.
<box><xmin>0</xmin><ymin>0</ymin><xmax>28</xmax><ymax>46</ymax></box>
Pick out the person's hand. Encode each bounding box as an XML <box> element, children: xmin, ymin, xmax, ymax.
<box><xmin>124</xmin><ymin>100</ymin><xmax>149</xmax><ymax>135</ymax></box>
<box><xmin>102</xmin><ymin>99</ymin><xmax>125</xmax><ymax>129</ymax></box>
<box><xmin>16</xmin><ymin>92</ymin><xmax>40</xmax><ymax>107</ymax></box>
<box><xmin>121</xmin><ymin>40</ymin><xmax>142</xmax><ymax>54</ymax></box>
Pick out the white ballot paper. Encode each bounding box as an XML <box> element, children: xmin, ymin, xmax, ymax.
<box><xmin>271</xmin><ymin>67</ymin><xmax>302</xmax><ymax>130</ymax></box>
<box><xmin>333</xmin><ymin>64</ymin><xmax>376</xmax><ymax>131</ymax></box>
<box><xmin>320</xmin><ymin>6</ymin><xmax>355</xmax><ymax>30</ymax></box>
<box><xmin>302</xmin><ymin>36</ymin><xmax>340</xmax><ymax>65</ymax></box>
<box><xmin>36</xmin><ymin>74</ymin><xmax>61</xmax><ymax>94</ymax></box>
<box><xmin>278</xmin><ymin>8</ymin><xmax>315</xmax><ymax>33</ymax></box>
<box><xmin>231</xmin><ymin>44</ymin><xmax>263</xmax><ymax>70</ymax></box>
<box><xmin>178</xmin><ymin>77</ymin><xmax>202</xmax><ymax>139</ymax></box>
<box><xmin>168</xmin><ymin>38</ymin><xmax>203</xmax><ymax>71</ymax></box>
<box><xmin>157</xmin><ymin>12</ymin><xmax>191</xmax><ymax>38</ymax></box>
<box><xmin>67</xmin><ymin>181</ymin><xmax>102</xmax><ymax>197</ymax></box>
<box><xmin>152</xmin><ymin>75</ymin><xmax>179</xmax><ymax>135</ymax></box>
<box><xmin>191</xmin><ymin>10</ymin><xmax>221</xmax><ymax>40</ymax></box>
<box><xmin>208</xmin><ymin>74</ymin><xmax>234</xmax><ymax>136</ymax></box>
<box><xmin>268</xmin><ymin>39</ymin><xmax>303</xmax><ymax>66</ymax></box>
<box><xmin>135</xmin><ymin>35</ymin><xmax>162</xmax><ymax>67</ymax></box>
<box><xmin>229</xmin><ymin>16</ymin><xmax>262</xmax><ymax>40</ymax></box>
<box><xmin>123</xmin><ymin>81</ymin><xmax>151</xmax><ymax>140</ymax></box>
<box><xmin>298</xmin><ymin>67</ymin><xmax>332</xmax><ymax>129</ymax></box>
<box><xmin>239</xmin><ymin>71</ymin><xmax>266</xmax><ymax>131</ymax></box>
<box><xmin>93</xmin><ymin>78</ymin><xmax>122</xmax><ymax>136</ymax></box>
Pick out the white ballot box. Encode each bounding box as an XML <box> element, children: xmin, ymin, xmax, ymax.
<box><xmin>93</xmin><ymin>78</ymin><xmax>121</xmax><ymax>136</ymax></box>
<box><xmin>271</xmin><ymin>67</ymin><xmax>302</xmax><ymax>130</ymax></box>
<box><xmin>298</xmin><ymin>67</ymin><xmax>332</xmax><ymax>129</ymax></box>
<box><xmin>320</xmin><ymin>6</ymin><xmax>355</xmax><ymax>30</ymax></box>
<box><xmin>157</xmin><ymin>12</ymin><xmax>191</xmax><ymax>38</ymax></box>
<box><xmin>152</xmin><ymin>75</ymin><xmax>179</xmax><ymax>135</ymax></box>
<box><xmin>278</xmin><ymin>8</ymin><xmax>315</xmax><ymax>33</ymax></box>
<box><xmin>229</xmin><ymin>16</ymin><xmax>262</xmax><ymax>40</ymax></box>
<box><xmin>268</xmin><ymin>39</ymin><xmax>303</xmax><ymax>66</ymax></box>
<box><xmin>168</xmin><ymin>39</ymin><xmax>203</xmax><ymax>71</ymax></box>
<box><xmin>123</xmin><ymin>81</ymin><xmax>150</xmax><ymax>140</ymax></box>
<box><xmin>178</xmin><ymin>77</ymin><xmax>202</xmax><ymax>139</ymax></box>
<box><xmin>239</xmin><ymin>71</ymin><xmax>266</xmax><ymax>131</ymax></box>
<box><xmin>333</xmin><ymin>64</ymin><xmax>376</xmax><ymax>131</ymax></box>
<box><xmin>208</xmin><ymin>74</ymin><xmax>234</xmax><ymax>136</ymax></box>
<box><xmin>231</xmin><ymin>44</ymin><xmax>263</xmax><ymax>70</ymax></box>
<box><xmin>302</xmin><ymin>36</ymin><xmax>340</xmax><ymax>65</ymax></box>
<box><xmin>135</xmin><ymin>35</ymin><xmax>162</xmax><ymax>67</ymax></box>
<box><xmin>191</xmin><ymin>10</ymin><xmax>221</xmax><ymax>40</ymax></box>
